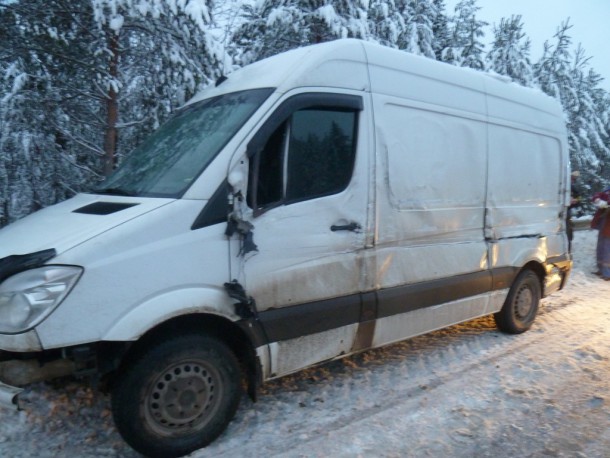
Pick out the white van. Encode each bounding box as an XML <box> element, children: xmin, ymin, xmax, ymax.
<box><xmin>0</xmin><ymin>39</ymin><xmax>571</xmax><ymax>457</ymax></box>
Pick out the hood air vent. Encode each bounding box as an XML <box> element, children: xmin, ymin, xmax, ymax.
<box><xmin>73</xmin><ymin>202</ymin><xmax>139</xmax><ymax>215</ymax></box>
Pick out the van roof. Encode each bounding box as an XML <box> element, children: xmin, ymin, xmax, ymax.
<box><xmin>187</xmin><ymin>39</ymin><xmax>370</xmax><ymax>104</ymax></box>
<box><xmin>186</xmin><ymin>39</ymin><xmax>565</xmax><ymax>135</ymax></box>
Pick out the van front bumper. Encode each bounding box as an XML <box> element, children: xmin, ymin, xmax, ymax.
<box><xmin>543</xmin><ymin>255</ymin><xmax>573</xmax><ymax>297</ymax></box>
<box><xmin>0</xmin><ymin>356</ymin><xmax>77</xmax><ymax>411</ymax></box>
<box><xmin>0</xmin><ymin>381</ymin><xmax>22</xmax><ymax>410</ymax></box>
<box><xmin>0</xmin><ymin>329</ymin><xmax>42</xmax><ymax>353</ymax></box>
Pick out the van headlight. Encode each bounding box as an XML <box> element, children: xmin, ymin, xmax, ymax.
<box><xmin>0</xmin><ymin>266</ymin><xmax>82</xmax><ymax>334</ymax></box>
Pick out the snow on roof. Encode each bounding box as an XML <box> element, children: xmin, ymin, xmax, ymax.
<box><xmin>186</xmin><ymin>39</ymin><xmax>565</xmax><ymax>135</ymax></box>
<box><xmin>186</xmin><ymin>39</ymin><xmax>370</xmax><ymax>105</ymax></box>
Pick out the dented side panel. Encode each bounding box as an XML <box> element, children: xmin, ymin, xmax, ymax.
<box><xmin>230</xmin><ymin>89</ymin><xmax>373</xmax><ymax>312</ymax></box>
<box><xmin>486</xmin><ymin>125</ymin><xmax>565</xmax><ymax>240</ymax></box>
<box><xmin>266</xmin><ymin>325</ymin><xmax>359</xmax><ymax>379</ymax></box>
<box><xmin>372</xmin><ymin>292</ymin><xmax>507</xmax><ymax>349</ymax></box>
<box><xmin>370</xmin><ymin>91</ymin><xmax>490</xmax><ymax>293</ymax></box>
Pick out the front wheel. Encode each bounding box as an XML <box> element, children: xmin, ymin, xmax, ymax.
<box><xmin>494</xmin><ymin>270</ymin><xmax>541</xmax><ymax>334</ymax></box>
<box><xmin>111</xmin><ymin>334</ymin><xmax>241</xmax><ymax>458</ymax></box>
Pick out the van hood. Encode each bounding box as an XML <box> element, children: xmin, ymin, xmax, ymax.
<box><xmin>0</xmin><ymin>193</ymin><xmax>175</xmax><ymax>260</ymax></box>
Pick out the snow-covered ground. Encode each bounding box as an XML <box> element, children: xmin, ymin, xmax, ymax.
<box><xmin>0</xmin><ymin>230</ymin><xmax>608</xmax><ymax>457</ymax></box>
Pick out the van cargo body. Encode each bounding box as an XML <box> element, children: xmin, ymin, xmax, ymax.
<box><xmin>0</xmin><ymin>39</ymin><xmax>571</xmax><ymax>457</ymax></box>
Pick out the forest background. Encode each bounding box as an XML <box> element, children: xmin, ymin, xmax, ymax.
<box><xmin>1</xmin><ymin>0</ymin><xmax>608</xmax><ymax>228</ymax></box>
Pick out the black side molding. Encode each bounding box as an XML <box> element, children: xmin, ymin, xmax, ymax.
<box><xmin>256</xmin><ymin>268</ymin><xmax>519</xmax><ymax>344</ymax></box>
<box><xmin>0</xmin><ymin>249</ymin><xmax>57</xmax><ymax>283</ymax></box>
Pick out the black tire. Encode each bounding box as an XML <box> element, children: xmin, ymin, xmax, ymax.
<box><xmin>111</xmin><ymin>334</ymin><xmax>241</xmax><ymax>458</ymax></box>
<box><xmin>494</xmin><ymin>270</ymin><xmax>541</xmax><ymax>334</ymax></box>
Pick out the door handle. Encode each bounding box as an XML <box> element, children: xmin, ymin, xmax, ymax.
<box><xmin>330</xmin><ymin>222</ymin><xmax>362</xmax><ymax>232</ymax></box>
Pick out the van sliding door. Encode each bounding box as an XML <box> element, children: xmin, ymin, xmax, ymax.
<box><xmin>369</xmin><ymin>97</ymin><xmax>497</xmax><ymax>347</ymax></box>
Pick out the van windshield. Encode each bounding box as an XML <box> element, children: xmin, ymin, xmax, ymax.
<box><xmin>93</xmin><ymin>88</ymin><xmax>273</xmax><ymax>198</ymax></box>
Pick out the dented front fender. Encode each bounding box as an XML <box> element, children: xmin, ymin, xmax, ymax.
<box><xmin>101</xmin><ymin>286</ymin><xmax>239</xmax><ymax>342</ymax></box>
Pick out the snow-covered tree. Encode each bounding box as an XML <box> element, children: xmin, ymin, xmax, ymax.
<box><xmin>443</xmin><ymin>0</ymin><xmax>487</xmax><ymax>70</ymax></box>
<box><xmin>91</xmin><ymin>0</ymin><xmax>221</xmax><ymax>174</ymax></box>
<box><xmin>486</xmin><ymin>15</ymin><xmax>534</xmax><ymax>87</ymax></box>
<box><xmin>0</xmin><ymin>1</ymin><xmax>90</xmax><ymax>225</ymax></box>
<box><xmin>534</xmin><ymin>21</ymin><xmax>574</xmax><ymax>101</ymax></box>
<box><xmin>231</xmin><ymin>0</ymin><xmax>369</xmax><ymax>65</ymax></box>
<box><xmin>594</xmin><ymin>91</ymin><xmax>610</xmax><ymax>189</ymax></box>
<box><xmin>430</xmin><ymin>0</ymin><xmax>452</xmax><ymax>60</ymax></box>
<box><xmin>535</xmin><ymin>21</ymin><xmax>610</xmax><ymax>198</ymax></box>
<box><xmin>403</xmin><ymin>0</ymin><xmax>436</xmax><ymax>58</ymax></box>
<box><xmin>368</xmin><ymin>0</ymin><xmax>408</xmax><ymax>48</ymax></box>
<box><xmin>367</xmin><ymin>0</ymin><xmax>438</xmax><ymax>58</ymax></box>
<box><xmin>0</xmin><ymin>0</ymin><xmax>221</xmax><ymax>226</ymax></box>
<box><xmin>566</xmin><ymin>47</ymin><xmax>610</xmax><ymax>195</ymax></box>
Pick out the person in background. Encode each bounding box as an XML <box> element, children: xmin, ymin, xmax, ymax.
<box><xmin>567</xmin><ymin>171</ymin><xmax>582</xmax><ymax>251</ymax></box>
<box><xmin>591</xmin><ymin>187</ymin><xmax>610</xmax><ymax>280</ymax></box>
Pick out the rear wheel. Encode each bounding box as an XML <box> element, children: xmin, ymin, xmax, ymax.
<box><xmin>494</xmin><ymin>270</ymin><xmax>541</xmax><ymax>334</ymax></box>
<box><xmin>111</xmin><ymin>334</ymin><xmax>241</xmax><ymax>458</ymax></box>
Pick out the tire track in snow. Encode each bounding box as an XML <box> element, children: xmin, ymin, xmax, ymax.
<box><xmin>200</xmin><ymin>282</ymin><xmax>610</xmax><ymax>457</ymax></box>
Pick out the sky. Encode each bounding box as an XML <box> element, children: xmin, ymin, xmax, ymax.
<box><xmin>444</xmin><ymin>0</ymin><xmax>610</xmax><ymax>91</ymax></box>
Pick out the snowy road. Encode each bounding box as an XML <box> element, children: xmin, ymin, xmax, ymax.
<box><xmin>1</xmin><ymin>230</ymin><xmax>609</xmax><ymax>457</ymax></box>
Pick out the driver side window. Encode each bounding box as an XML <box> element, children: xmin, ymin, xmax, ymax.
<box><xmin>248</xmin><ymin>106</ymin><xmax>358</xmax><ymax>212</ymax></box>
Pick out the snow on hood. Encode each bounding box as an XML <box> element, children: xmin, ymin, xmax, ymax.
<box><xmin>0</xmin><ymin>193</ymin><xmax>174</xmax><ymax>260</ymax></box>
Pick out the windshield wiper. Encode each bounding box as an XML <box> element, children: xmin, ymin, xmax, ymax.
<box><xmin>91</xmin><ymin>187</ymin><xmax>137</xmax><ymax>197</ymax></box>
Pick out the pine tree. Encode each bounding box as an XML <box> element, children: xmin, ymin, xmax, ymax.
<box><xmin>443</xmin><ymin>0</ymin><xmax>487</xmax><ymax>70</ymax></box>
<box><xmin>403</xmin><ymin>0</ymin><xmax>436</xmax><ymax>58</ymax></box>
<box><xmin>0</xmin><ymin>1</ymin><xmax>89</xmax><ymax>225</ymax></box>
<box><xmin>430</xmin><ymin>0</ymin><xmax>451</xmax><ymax>60</ymax></box>
<box><xmin>567</xmin><ymin>47</ymin><xmax>610</xmax><ymax>195</ymax></box>
<box><xmin>368</xmin><ymin>0</ymin><xmax>408</xmax><ymax>48</ymax></box>
<box><xmin>535</xmin><ymin>21</ymin><xmax>610</xmax><ymax>199</ymax></box>
<box><xmin>231</xmin><ymin>0</ymin><xmax>369</xmax><ymax>65</ymax></box>
<box><xmin>594</xmin><ymin>90</ymin><xmax>610</xmax><ymax>189</ymax></box>
<box><xmin>367</xmin><ymin>0</ymin><xmax>437</xmax><ymax>58</ymax></box>
<box><xmin>534</xmin><ymin>21</ymin><xmax>574</xmax><ymax>101</ymax></box>
<box><xmin>486</xmin><ymin>15</ymin><xmax>534</xmax><ymax>87</ymax></box>
<box><xmin>91</xmin><ymin>0</ymin><xmax>221</xmax><ymax>175</ymax></box>
<box><xmin>0</xmin><ymin>0</ymin><xmax>221</xmax><ymax>226</ymax></box>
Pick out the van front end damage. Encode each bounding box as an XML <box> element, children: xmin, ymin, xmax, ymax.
<box><xmin>0</xmin><ymin>247</ymin><xmax>91</xmax><ymax>410</ymax></box>
<box><xmin>0</xmin><ymin>357</ymin><xmax>76</xmax><ymax>410</ymax></box>
<box><xmin>0</xmin><ymin>341</ymin><xmax>114</xmax><ymax>411</ymax></box>
<box><xmin>0</xmin><ymin>380</ymin><xmax>22</xmax><ymax>410</ymax></box>
<box><xmin>0</xmin><ymin>348</ymin><xmax>80</xmax><ymax>410</ymax></box>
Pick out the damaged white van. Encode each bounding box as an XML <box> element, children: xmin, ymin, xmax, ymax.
<box><xmin>0</xmin><ymin>39</ymin><xmax>571</xmax><ymax>457</ymax></box>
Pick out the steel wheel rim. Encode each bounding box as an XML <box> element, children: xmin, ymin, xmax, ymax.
<box><xmin>144</xmin><ymin>359</ymin><xmax>223</xmax><ymax>437</ymax></box>
<box><xmin>514</xmin><ymin>285</ymin><xmax>534</xmax><ymax>319</ymax></box>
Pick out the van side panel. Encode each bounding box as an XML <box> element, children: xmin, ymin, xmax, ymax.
<box><xmin>366</xmin><ymin>57</ymin><xmax>493</xmax><ymax>346</ymax></box>
<box><xmin>372</xmin><ymin>291</ymin><xmax>506</xmax><ymax>349</ymax></box>
<box><xmin>363</xmin><ymin>47</ymin><xmax>486</xmax><ymax>116</ymax></box>
<box><xmin>486</xmin><ymin>126</ymin><xmax>563</xmax><ymax>240</ymax></box>
<box><xmin>369</xmin><ymin>97</ymin><xmax>489</xmax><ymax>280</ymax></box>
<box><xmin>484</xmin><ymin>79</ymin><xmax>570</xmax><ymax>281</ymax></box>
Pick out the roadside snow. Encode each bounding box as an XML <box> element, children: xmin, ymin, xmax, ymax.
<box><xmin>0</xmin><ymin>230</ymin><xmax>608</xmax><ymax>457</ymax></box>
